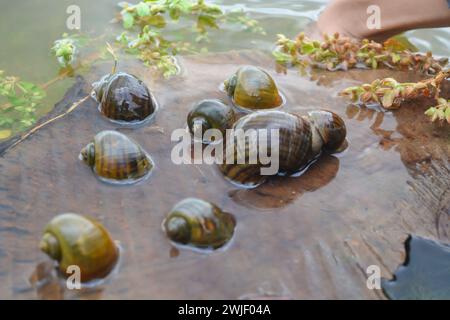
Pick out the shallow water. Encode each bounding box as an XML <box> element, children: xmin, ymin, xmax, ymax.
<box><xmin>0</xmin><ymin>50</ymin><xmax>449</xmax><ymax>299</ymax></box>
<box><xmin>0</xmin><ymin>0</ymin><xmax>449</xmax><ymax>138</ymax></box>
<box><xmin>0</xmin><ymin>1</ymin><xmax>449</xmax><ymax>300</ymax></box>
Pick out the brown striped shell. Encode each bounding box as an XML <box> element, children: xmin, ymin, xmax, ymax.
<box><xmin>219</xmin><ymin>110</ymin><xmax>346</xmax><ymax>188</ymax></box>
<box><xmin>163</xmin><ymin>198</ymin><xmax>236</xmax><ymax>250</ymax></box>
<box><xmin>224</xmin><ymin>66</ymin><xmax>283</xmax><ymax>111</ymax></box>
<box><xmin>39</xmin><ymin>213</ymin><xmax>119</xmax><ymax>283</ymax></box>
<box><xmin>80</xmin><ymin>130</ymin><xmax>153</xmax><ymax>183</ymax></box>
<box><xmin>92</xmin><ymin>72</ymin><xmax>156</xmax><ymax>123</ymax></box>
<box><xmin>307</xmin><ymin>110</ymin><xmax>347</xmax><ymax>152</ymax></box>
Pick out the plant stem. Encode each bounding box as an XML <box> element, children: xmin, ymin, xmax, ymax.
<box><xmin>2</xmin><ymin>95</ymin><xmax>90</xmax><ymax>154</ymax></box>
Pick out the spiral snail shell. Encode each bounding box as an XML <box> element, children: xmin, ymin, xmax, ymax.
<box><xmin>92</xmin><ymin>72</ymin><xmax>157</xmax><ymax>123</ymax></box>
<box><xmin>39</xmin><ymin>213</ymin><xmax>119</xmax><ymax>282</ymax></box>
<box><xmin>307</xmin><ymin>110</ymin><xmax>347</xmax><ymax>152</ymax></box>
<box><xmin>219</xmin><ymin>110</ymin><xmax>346</xmax><ymax>188</ymax></box>
<box><xmin>187</xmin><ymin>99</ymin><xmax>236</xmax><ymax>143</ymax></box>
<box><xmin>163</xmin><ymin>198</ymin><xmax>236</xmax><ymax>250</ymax></box>
<box><xmin>224</xmin><ymin>66</ymin><xmax>283</xmax><ymax>111</ymax></box>
<box><xmin>80</xmin><ymin>130</ymin><xmax>153</xmax><ymax>183</ymax></box>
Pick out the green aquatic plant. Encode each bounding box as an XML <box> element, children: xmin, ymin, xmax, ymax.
<box><xmin>424</xmin><ymin>98</ymin><xmax>450</xmax><ymax>124</ymax></box>
<box><xmin>51</xmin><ymin>33</ymin><xmax>90</xmax><ymax>68</ymax></box>
<box><xmin>340</xmin><ymin>70</ymin><xmax>450</xmax><ymax>124</ymax></box>
<box><xmin>117</xmin><ymin>26</ymin><xmax>186</xmax><ymax>78</ymax></box>
<box><xmin>0</xmin><ymin>70</ymin><xmax>46</xmax><ymax>135</ymax></box>
<box><xmin>116</xmin><ymin>0</ymin><xmax>265</xmax><ymax>77</ymax></box>
<box><xmin>273</xmin><ymin>32</ymin><xmax>448</xmax><ymax>75</ymax></box>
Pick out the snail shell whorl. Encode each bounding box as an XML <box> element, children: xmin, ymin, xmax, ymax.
<box><xmin>220</xmin><ymin>111</ymin><xmax>315</xmax><ymax>188</ymax></box>
<box><xmin>187</xmin><ymin>100</ymin><xmax>235</xmax><ymax>139</ymax></box>
<box><xmin>224</xmin><ymin>66</ymin><xmax>283</xmax><ymax>111</ymax></box>
<box><xmin>40</xmin><ymin>213</ymin><xmax>118</xmax><ymax>282</ymax></box>
<box><xmin>95</xmin><ymin>72</ymin><xmax>156</xmax><ymax>122</ymax></box>
<box><xmin>164</xmin><ymin>198</ymin><xmax>236</xmax><ymax>250</ymax></box>
<box><xmin>81</xmin><ymin>130</ymin><xmax>153</xmax><ymax>182</ymax></box>
<box><xmin>307</xmin><ymin>110</ymin><xmax>347</xmax><ymax>152</ymax></box>
<box><xmin>92</xmin><ymin>74</ymin><xmax>111</xmax><ymax>102</ymax></box>
<box><xmin>80</xmin><ymin>142</ymin><xmax>95</xmax><ymax>167</ymax></box>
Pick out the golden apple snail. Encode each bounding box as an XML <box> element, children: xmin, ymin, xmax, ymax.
<box><xmin>219</xmin><ymin>110</ymin><xmax>347</xmax><ymax>188</ymax></box>
<box><xmin>39</xmin><ymin>213</ymin><xmax>119</xmax><ymax>283</ymax></box>
<box><xmin>187</xmin><ymin>99</ymin><xmax>236</xmax><ymax>143</ymax></box>
<box><xmin>224</xmin><ymin>66</ymin><xmax>283</xmax><ymax>111</ymax></box>
<box><xmin>80</xmin><ymin>130</ymin><xmax>153</xmax><ymax>184</ymax></box>
<box><xmin>92</xmin><ymin>72</ymin><xmax>157</xmax><ymax>123</ymax></box>
<box><xmin>163</xmin><ymin>198</ymin><xmax>236</xmax><ymax>250</ymax></box>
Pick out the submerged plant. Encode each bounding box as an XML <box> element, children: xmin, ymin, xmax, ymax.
<box><xmin>273</xmin><ymin>32</ymin><xmax>448</xmax><ymax>75</ymax></box>
<box><xmin>340</xmin><ymin>70</ymin><xmax>450</xmax><ymax>124</ymax></box>
<box><xmin>52</xmin><ymin>33</ymin><xmax>90</xmax><ymax>68</ymax></box>
<box><xmin>115</xmin><ymin>0</ymin><xmax>265</xmax><ymax>77</ymax></box>
<box><xmin>0</xmin><ymin>70</ymin><xmax>46</xmax><ymax>134</ymax></box>
<box><xmin>424</xmin><ymin>98</ymin><xmax>450</xmax><ymax>124</ymax></box>
<box><xmin>117</xmin><ymin>26</ymin><xmax>185</xmax><ymax>78</ymax></box>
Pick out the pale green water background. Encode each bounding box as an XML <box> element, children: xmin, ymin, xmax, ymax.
<box><xmin>0</xmin><ymin>0</ymin><xmax>449</xmax><ymax>137</ymax></box>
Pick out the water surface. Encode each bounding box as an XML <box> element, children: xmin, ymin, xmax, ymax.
<box><xmin>0</xmin><ymin>1</ymin><xmax>449</xmax><ymax>300</ymax></box>
<box><xmin>0</xmin><ymin>0</ymin><xmax>449</xmax><ymax>137</ymax></box>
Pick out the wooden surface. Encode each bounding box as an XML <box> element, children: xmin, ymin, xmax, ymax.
<box><xmin>0</xmin><ymin>51</ymin><xmax>449</xmax><ymax>299</ymax></box>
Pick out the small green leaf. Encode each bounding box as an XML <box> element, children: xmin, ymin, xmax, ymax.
<box><xmin>19</xmin><ymin>118</ymin><xmax>35</xmax><ymax>127</ymax></box>
<box><xmin>391</xmin><ymin>53</ymin><xmax>401</xmax><ymax>63</ymax></box>
<box><xmin>272</xmin><ymin>50</ymin><xmax>292</xmax><ymax>64</ymax></box>
<box><xmin>169</xmin><ymin>8</ymin><xmax>181</xmax><ymax>20</ymax></box>
<box><xmin>371</xmin><ymin>59</ymin><xmax>378</xmax><ymax>69</ymax></box>
<box><xmin>147</xmin><ymin>15</ymin><xmax>166</xmax><ymax>28</ymax></box>
<box><xmin>197</xmin><ymin>15</ymin><xmax>219</xmax><ymax>30</ymax></box>
<box><xmin>0</xmin><ymin>118</ymin><xmax>15</xmax><ymax>126</ymax></box>
<box><xmin>301</xmin><ymin>43</ymin><xmax>316</xmax><ymax>55</ymax></box>
<box><xmin>424</xmin><ymin>107</ymin><xmax>436</xmax><ymax>117</ymax></box>
<box><xmin>444</xmin><ymin>107</ymin><xmax>450</xmax><ymax>123</ymax></box>
<box><xmin>135</xmin><ymin>2</ymin><xmax>150</xmax><ymax>17</ymax></box>
<box><xmin>122</xmin><ymin>11</ymin><xmax>135</xmax><ymax>29</ymax></box>
<box><xmin>8</xmin><ymin>96</ymin><xmax>28</xmax><ymax>107</ymax></box>
<box><xmin>18</xmin><ymin>81</ymin><xmax>37</xmax><ymax>92</ymax></box>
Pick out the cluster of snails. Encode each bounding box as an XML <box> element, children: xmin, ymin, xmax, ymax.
<box><xmin>187</xmin><ymin>66</ymin><xmax>347</xmax><ymax>188</ymax></box>
<box><xmin>219</xmin><ymin>109</ymin><xmax>346</xmax><ymax>188</ymax></box>
<box><xmin>38</xmin><ymin>64</ymin><xmax>347</xmax><ymax>285</ymax></box>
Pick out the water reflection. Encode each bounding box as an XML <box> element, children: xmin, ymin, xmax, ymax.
<box><xmin>343</xmin><ymin>82</ymin><xmax>450</xmax><ymax>242</ymax></box>
<box><xmin>28</xmin><ymin>261</ymin><xmax>105</xmax><ymax>300</ymax></box>
<box><xmin>229</xmin><ymin>155</ymin><xmax>339</xmax><ymax>210</ymax></box>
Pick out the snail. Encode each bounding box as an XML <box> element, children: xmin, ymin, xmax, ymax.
<box><xmin>187</xmin><ymin>99</ymin><xmax>236</xmax><ymax>143</ymax></box>
<box><xmin>224</xmin><ymin>66</ymin><xmax>283</xmax><ymax>111</ymax></box>
<box><xmin>219</xmin><ymin>110</ymin><xmax>347</xmax><ymax>188</ymax></box>
<box><xmin>39</xmin><ymin>213</ymin><xmax>119</xmax><ymax>283</ymax></box>
<box><xmin>80</xmin><ymin>130</ymin><xmax>153</xmax><ymax>183</ymax></box>
<box><xmin>163</xmin><ymin>198</ymin><xmax>236</xmax><ymax>250</ymax></box>
<box><xmin>92</xmin><ymin>72</ymin><xmax>157</xmax><ymax>123</ymax></box>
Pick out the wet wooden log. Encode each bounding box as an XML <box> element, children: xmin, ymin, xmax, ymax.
<box><xmin>0</xmin><ymin>51</ymin><xmax>449</xmax><ymax>299</ymax></box>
